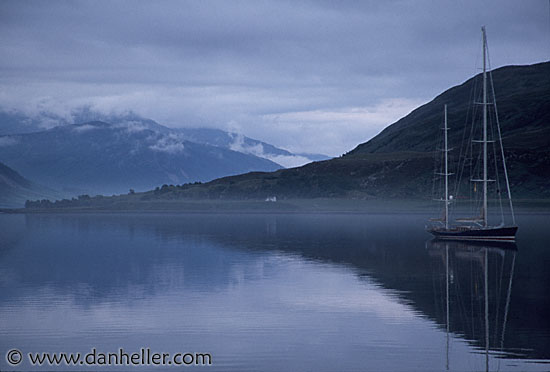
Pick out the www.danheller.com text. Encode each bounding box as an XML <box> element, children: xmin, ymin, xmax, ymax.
<box><xmin>5</xmin><ymin>347</ymin><xmax>212</xmax><ymax>367</ymax></box>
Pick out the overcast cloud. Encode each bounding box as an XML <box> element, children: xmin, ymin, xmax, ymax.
<box><xmin>0</xmin><ymin>0</ymin><xmax>548</xmax><ymax>155</ymax></box>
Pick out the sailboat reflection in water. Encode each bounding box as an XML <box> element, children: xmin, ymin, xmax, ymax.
<box><xmin>426</xmin><ymin>239</ymin><xmax>517</xmax><ymax>372</ymax></box>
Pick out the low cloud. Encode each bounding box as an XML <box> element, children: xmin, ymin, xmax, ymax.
<box><xmin>72</xmin><ymin>124</ymin><xmax>97</xmax><ymax>133</ymax></box>
<box><xmin>229</xmin><ymin>132</ymin><xmax>313</xmax><ymax>168</ymax></box>
<box><xmin>0</xmin><ymin>136</ymin><xmax>18</xmax><ymax>147</ymax></box>
<box><xmin>0</xmin><ymin>91</ymin><xmax>423</xmax><ymax>156</ymax></box>
<box><xmin>148</xmin><ymin>134</ymin><xmax>185</xmax><ymax>154</ymax></box>
<box><xmin>252</xmin><ymin>98</ymin><xmax>424</xmax><ymax>156</ymax></box>
<box><xmin>114</xmin><ymin>121</ymin><xmax>149</xmax><ymax>133</ymax></box>
<box><xmin>0</xmin><ymin>1</ymin><xmax>546</xmax><ymax>156</ymax></box>
<box><xmin>228</xmin><ymin>133</ymin><xmax>263</xmax><ymax>156</ymax></box>
<box><xmin>263</xmin><ymin>154</ymin><xmax>312</xmax><ymax>168</ymax></box>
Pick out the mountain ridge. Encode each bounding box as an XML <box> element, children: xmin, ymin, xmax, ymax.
<box><xmin>16</xmin><ymin>61</ymin><xmax>550</xmax><ymax>208</ymax></box>
<box><xmin>0</xmin><ymin>120</ymin><xmax>282</xmax><ymax>196</ymax></box>
<box><xmin>0</xmin><ymin>109</ymin><xmax>330</xmax><ymax>167</ymax></box>
<box><xmin>134</xmin><ymin>61</ymin><xmax>549</xmax><ymax>201</ymax></box>
<box><xmin>349</xmin><ymin>61</ymin><xmax>550</xmax><ymax>155</ymax></box>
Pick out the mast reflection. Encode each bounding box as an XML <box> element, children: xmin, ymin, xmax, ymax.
<box><xmin>426</xmin><ymin>239</ymin><xmax>517</xmax><ymax>372</ymax></box>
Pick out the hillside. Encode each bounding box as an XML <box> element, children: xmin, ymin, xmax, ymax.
<box><xmin>20</xmin><ymin>62</ymin><xmax>550</xmax><ymax>209</ymax></box>
<box><xmin>0</xmin><ymin>109</ymin><xmax>329</xmax><ymax>167</ymax></box>
<box><xmin>350</xmin><ymin>62</ymin><xmax>550</xmax><ymax>154</ymax></box>
<box><xmin>139</xmin><ymin>62</ymin><xmax>550</xmax><ymax>200</ymax></box>
<box><xmin>172</xmin><ymin>127</ymin><xmax>330</xmax><ymax>167</ymax></box>
<box><xmin>0</xmin><ymin>121</ymin><xmax>281</xmax><ymax>196</ymax></box>
<box><xmin>0</xmin><ymin>162</ymin><xmax>59</xmax><ymax>208</ymax></box>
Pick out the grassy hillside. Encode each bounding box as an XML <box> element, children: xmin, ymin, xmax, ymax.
<box><xmin>0</xmin><ymin>162</ymin><xmax>59</xmax><ymax>208</ymax></box>
<box><xmin>349</xmin><ymin>62</ymin><xmax>550</xmax><ymax>155</ymax></box>
<box><xmin>19</xmin><ymin>62</ymin><xmax>550</xmax><ymax>209</ymax></box>
<box><xmin>142</xmin><ymin>62</ymin><xmax>550</xmax><ymax>200</ymax></box>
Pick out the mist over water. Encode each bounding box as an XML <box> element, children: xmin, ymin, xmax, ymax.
<box><xmin>0</xmin><ymin>212</ymin><xmax>548</xmax><ymax>371</ymax></box>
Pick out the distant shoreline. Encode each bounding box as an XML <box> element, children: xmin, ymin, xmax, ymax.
<box><xmin>3</xmin><ymin>198</ymin><xmax>550</xmax><ymax>215</ymax></box>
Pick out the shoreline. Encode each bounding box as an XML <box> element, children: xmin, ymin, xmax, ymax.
<box><xmin>2</xmin><ymin>198</ymin><xmax>550</xmax><ymax>215</ymax></box>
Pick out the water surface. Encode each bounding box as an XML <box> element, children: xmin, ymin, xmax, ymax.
<box><xmin>0</xmin><ymin>212</ymin><xmax>549</xmax><ymax>371</ymax></box>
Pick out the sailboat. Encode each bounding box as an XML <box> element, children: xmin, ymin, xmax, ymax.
<box><xmin>427</xmin><ymin>27</ymin><xmax>518</xmax><ymax>242</ymax></box>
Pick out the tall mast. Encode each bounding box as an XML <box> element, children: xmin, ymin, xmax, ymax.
<box><xmin>484</xmin><ymin>248</ymin><xmax>489</xmax><ymax>372</ymax></box>
<box><xmin>444</xmin><ymin>105</ymin><xmax>449</xmax><ymax>229</ymax></box>
<box><xmin>482</xmin><ymin>26</ymin><xmax>488</xmax><ymax>228</ymax></box>
<box><xmin>445</xmin><ymin>243</ymin><xmax>450</xmax><ymax>370</ymax></box>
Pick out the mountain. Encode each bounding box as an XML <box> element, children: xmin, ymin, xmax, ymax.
<box><xmin>0</xmin><ymin>109</ymin><xmax>330</xmax><ymax>167</ymax></box>
<box><xmin>0</xmin><ymin>121</ymin><xmax>281</xmax><ymax>196</ymax></box>
<box><xmin>0</xmin><ymin>108</ymin><xmax>163</xmax><ymax>135</ymax></box>
<box><xmin>173</xmin><ymin>128</ymin><xmax>330</xmax><ymax>167</ymax></box>
<box><xmin>0</xmin><ymin>161</ymin><xmax>59</xmax><ymax>207</ymax></box>
<box><xmin>58</xmin><ymin>61</ymin><xmax>546</xmax><ymax>202</ymax></box>
<box><xmin>350</xmin><ymin>61</ymin><xmax>550</xmax><ymax>155</ymax></box>
<box><xmin>17</xmin><ymin>62</ymin><xmax>550</xmax><ymax>208</ymax></box>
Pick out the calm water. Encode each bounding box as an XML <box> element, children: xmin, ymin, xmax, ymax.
<box><xmin>0</xmin><ymin>212</ymin><xmax>549</xmax><ymax>371</ymax></box>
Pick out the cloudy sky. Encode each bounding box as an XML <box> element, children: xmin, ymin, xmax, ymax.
<box><xmin>0</xmin><ymin>0</ymin><xmax>548</xmax><ymax>156</ymax></box>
